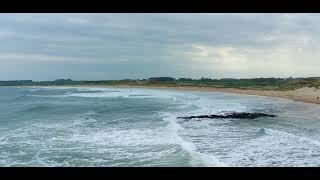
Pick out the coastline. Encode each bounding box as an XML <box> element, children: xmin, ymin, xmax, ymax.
<box><xmin>14</xmin><ymin>84</ymin><xmax>320</xmax><ymax>105</ymax></box>
<box><xmin>106</xmin><ymin>85</ymin><xmax>320</xmax><ymax>104</ymax></box>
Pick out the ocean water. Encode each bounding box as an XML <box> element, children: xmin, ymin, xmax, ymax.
<box><xmin>1</xmin><ymin>86</ymin><xmax>320</xmax><ymax>167</ymax></box>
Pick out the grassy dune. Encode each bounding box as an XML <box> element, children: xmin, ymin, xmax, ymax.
<box><xmin>1</xmin><ymin>77</ymin><xmax>320</xmax><ymax>91</ymax></box>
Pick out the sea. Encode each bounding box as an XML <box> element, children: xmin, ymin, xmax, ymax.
<box><xmin>1</xmin><ymin>86</ymin><xmax>320</xmax><ymax>167</ymax></box>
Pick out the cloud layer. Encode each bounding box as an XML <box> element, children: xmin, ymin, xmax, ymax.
<box><xmin>0</xmin><ymin>13</ymin><xmax>319</xmax><ymax>80</ymax></box>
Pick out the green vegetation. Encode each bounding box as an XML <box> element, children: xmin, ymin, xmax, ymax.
<box><xmin>1</xmin><ymin>77</ymin><xmax>320</xmax><ymax>91</ymax></box>
<box><xmin>277</xmin><ymin>77</ymin><xmax>320</xmax><ymax>90</ymax></box>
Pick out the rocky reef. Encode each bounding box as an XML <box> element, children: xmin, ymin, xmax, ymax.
<box><xmin>177</xmin><ymin>111</ymin><xmax>276</xmax><ymax>120</ymax></box>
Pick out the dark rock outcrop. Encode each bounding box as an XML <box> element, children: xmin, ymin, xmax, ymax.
<box><xmin>177</xmin><ymin>111</ymin><xmax>276</xmax><ymax>120</ymax></box>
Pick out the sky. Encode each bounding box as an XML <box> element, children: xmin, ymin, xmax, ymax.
<box><xmin>0</xmin><ymin>13</ymin><xmax>320</xmax><ymax>81</ymax></box>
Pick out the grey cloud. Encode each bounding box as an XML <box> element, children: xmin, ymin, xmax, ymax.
<box><xmin>0</xmin><ymin>13</ymin><xmax>319</xmax><ymax>80</ymax></box>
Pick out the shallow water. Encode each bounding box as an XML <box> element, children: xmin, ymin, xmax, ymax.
<box><xmin>0</xmin><ymin>86</ymin><xmax>320</xmax><ymax>166</ymax></box>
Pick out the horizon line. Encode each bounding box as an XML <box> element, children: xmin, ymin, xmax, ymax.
<box><xmin>1</xmin><ymin>76</ymin><xmax>320</xmax><ymax>82</ymax></box>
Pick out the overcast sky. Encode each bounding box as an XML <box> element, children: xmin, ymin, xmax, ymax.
<box><xmin>0</xmin><ymin>13</ymin><xmax>319</xmax><ymax>80</ymax></box>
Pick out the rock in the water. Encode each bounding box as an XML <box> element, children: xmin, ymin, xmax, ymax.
<box><xmin>177</xmin><ymin>111</ymin><xmax>276</xmax><ymax>120</ymax></box>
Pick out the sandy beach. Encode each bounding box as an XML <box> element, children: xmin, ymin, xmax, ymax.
<box><xmin>98</xmin><ymin>85</ymin><xmax>320</xmax><ymax>105</ymax></box>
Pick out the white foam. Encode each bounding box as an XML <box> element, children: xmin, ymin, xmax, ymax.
<box><xmin>161</xmin><ymin>113</ymin><xmax>226</xmax><ymax>167</ymax></box>
<box><xmin>28</xmin><ymin>88</ymin><xmax>186</xmax><ymax>100</ymax></box>
<box><xmin>221</xmin><ymin>128</ymin><xmax>320</xmax><ymax>166</ymax></box>
<box><xmin>174</xmin><ymin>93</ymin><xmax>250</xmax><ymax>118</ymax></box>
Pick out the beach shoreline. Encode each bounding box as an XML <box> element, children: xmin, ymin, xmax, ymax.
<box><xmin>110</xmin><ymin>85</ymin><xmax>320</xmax><ymax>104</ymax></box>
<box><xmin>17</xmin><ymin>84</ymin><xmax>320</xmax><ymax>105</ymax></box>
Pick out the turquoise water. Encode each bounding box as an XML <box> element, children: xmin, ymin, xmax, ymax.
<box><xmin>1</xmin><ymin>86</ymin><xmax>320</xmax><ymax>167</ymax></box>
